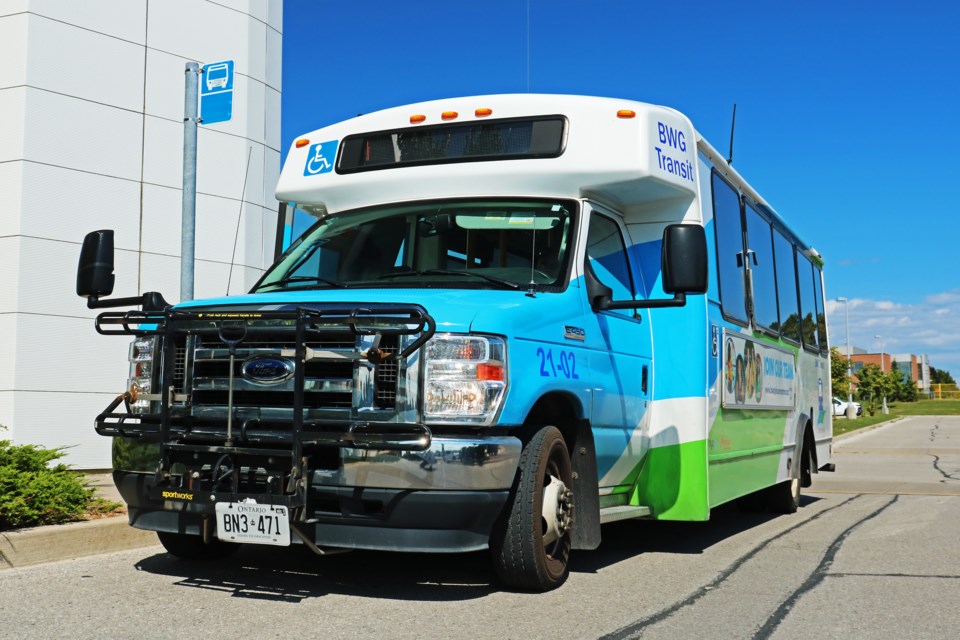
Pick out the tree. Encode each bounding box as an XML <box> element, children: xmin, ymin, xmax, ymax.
<box><xmin>898</xmin><ymin>375</ymin><xmax>918</xmax><ymax>402</ymax></box>
<box><xmin>856</xmin><ymin>363</ymin><xmax>894</xmax><ymax>416</ymax></box>
<box><xmin>930</xmin><ymin>366</ymin><xmax>956</xmax><ymax>385</ymax></box>
<box><xmin>829</xmin><ymin>347</ymin><xmax>852</xmax><ymax>400</ymax></box>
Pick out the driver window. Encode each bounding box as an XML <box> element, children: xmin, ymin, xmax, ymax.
<box><xmin>586</xmin><ymin>213</ymin><xmax>635</xmax><ymax>314</ymax></box>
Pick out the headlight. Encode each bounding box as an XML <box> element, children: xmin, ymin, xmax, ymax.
<box><xmin>424</xmin><ymin>334</ymin><xmax>506</xmax><ymax>425</ymax></box>
<box><xmin>127</xmin><ymin>337</ymin><xmax>156</xmax><ymax>414</ymax></box>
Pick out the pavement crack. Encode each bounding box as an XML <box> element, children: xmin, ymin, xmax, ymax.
<box><xmin>598</xmin><ymin>496</ymin><xmax>860</xmax><ymax>640</ymax></box>
<box><xmin>930</xmin><ymin>454</ymin><xmax>960</xmax><ymax>482</ymax></box>
<box><xmin>830</xmin><ymin>571</ymin><xmax>960</xmax><ymax>580</ymax></box>
<box><xmin>751</xmin><ymin>494</ymin><xmax>900</xmax><ymax>640</ymax></box>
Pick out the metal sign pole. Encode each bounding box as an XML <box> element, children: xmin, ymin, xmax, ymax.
<box><xmin>180</xmin><ymin>62</ymin><xmax>200</xmax><ymax>301</ymax></box>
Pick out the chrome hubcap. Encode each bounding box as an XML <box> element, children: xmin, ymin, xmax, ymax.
<box><xmin>541</xmin><ymin>475</ymin><xmax>573</xmax><ymax>545</ymax></box>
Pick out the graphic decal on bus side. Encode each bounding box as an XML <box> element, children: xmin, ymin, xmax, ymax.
<box><xmin>722</xmin><ymin>330</ymin><xmax>796</xmax><ymax>410</ymax></box>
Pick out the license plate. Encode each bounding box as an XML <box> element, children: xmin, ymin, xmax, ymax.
<box><xmin>214</xmin><ymin>500</ymin><xmax>290</xmax><ymax>546</ymax></box>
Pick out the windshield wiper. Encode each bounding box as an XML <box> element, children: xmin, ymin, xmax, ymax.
<box><xmin>378</xmin><ymin>269</ymin><xmax>520</xmax><ymax>289</ymax></box>
<box><xmin>257</xmin><ymin>275</ymin><xmax>346</xmax><ymax>291</ymax></box>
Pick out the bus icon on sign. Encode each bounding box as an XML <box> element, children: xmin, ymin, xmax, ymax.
<box><xmin>206</xmin><ymin>63</ymin><xmax>230</xmax><ymax>91</ymax></box>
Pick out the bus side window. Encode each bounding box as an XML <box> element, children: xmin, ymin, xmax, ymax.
<box><xmin>745</xmin><ymin>204</ymin><xmax>778</xmax><ymax>333</ymax></box>
<box><xmin>797</xmin><ymin>254</ymin><xmax>820</xmax><ymax>352</ymax></box>
<box><xmin>586</xmin><ymin>214</ymin><xmax>634</xmax><ymax>315</ymax></box>
<box><xmin>814</xmin><ymin>266</ymin><xmax>828</xmax><ymax>353</ymax></box>
<box><xmin>773</xmin><ymin>230</ymin><xmax>801</xmax><ymax>344</ymax></box>
<box><xmin>711</xmin><ymin>172</ymin><xmax>747</xmax><ymax>324</ymax></box>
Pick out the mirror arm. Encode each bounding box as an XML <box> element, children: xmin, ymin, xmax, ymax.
<box><xmin>86</xmin><ymin>291</ymin><xmax>170</xmax><ymax>312</ymax></box>
<box><xmin>600</xmin><ymin>292</ymin><xmax>687</xmax><ymax>310</ymax></box>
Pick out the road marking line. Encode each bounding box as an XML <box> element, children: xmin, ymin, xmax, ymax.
<box><xmin>810</xmin><ymin>489</ymin><xmax>960</xmax><ymax>496</ymax></box>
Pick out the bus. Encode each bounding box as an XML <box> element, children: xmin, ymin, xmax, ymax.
<box><xmin>76</xmin><ymin>94</ymin><xmax>833</xmax><ymax>591</ymax></box>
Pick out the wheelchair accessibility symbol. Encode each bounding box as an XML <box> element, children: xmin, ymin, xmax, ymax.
<box><xmin>303</xmin><ymin>141</ymin><xmax>338</xmax><ymax>176</ymax></box>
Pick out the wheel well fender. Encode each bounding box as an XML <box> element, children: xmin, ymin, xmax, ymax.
<box><xmin>522</xmin><ymin>393</ymin><xmax>600</xmax><ymax>551</ymax></box>
<box><xmin>792</xmin><ymin>411</ymin><xmax>810</xmax><ymax>464</ymax></box>
<box><xmin>793</xmin><ymin>411</ymin><xmax>816</xmax><ymax>488</ymax></box>
<box><xmin>801</xmin><ymin>418</ymin><xmax>817</xmax><ymax>487</ymax></box>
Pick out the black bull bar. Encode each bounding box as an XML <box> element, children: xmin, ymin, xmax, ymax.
<box><xmin>92</xmin><ymin>305</ymin><xmax>436</xmax><ymax>501</ymax></box>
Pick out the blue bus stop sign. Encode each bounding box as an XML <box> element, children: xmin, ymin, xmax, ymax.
<box><xmin>200</xmin><ymin>60</ymin><xmax>234</xmax><ymax>125</ymax></box>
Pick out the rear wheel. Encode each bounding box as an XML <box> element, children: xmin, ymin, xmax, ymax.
<box><xmin>157</xmin><ymin>531</ymin><xmax>240</xmax><ymax>560</ymax></box>
<box><xmin>766</xmin><ymin>446</ymin><xmax>808</xmax><ymax>514</ymax></box>
<box><xmin>491</xmin><ymin>426</ymin><xmax>574</xmax><ymax>591</ymax></box>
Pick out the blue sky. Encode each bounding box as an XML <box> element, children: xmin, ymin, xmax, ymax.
<box><xmin>281</xmin><ymin>0</ymin><xmax>960</xmax><ymax>377</ymax></box>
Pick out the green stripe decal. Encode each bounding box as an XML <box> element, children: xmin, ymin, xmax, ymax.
<box><xmin>630</xmin><ymin>440</ymin><xmax>709</xmax><ymax>521</ymax></box>
<box><xmin>708</xmin><ymin>447</ymin><xmax>781</xmax><ymax>507</ymax></box>
<box><xmin>707</xmin><ymin>408</ymin><xmax>789</xmax><ymax>506</ymax></box>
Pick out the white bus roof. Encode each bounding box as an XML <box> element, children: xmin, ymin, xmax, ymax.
<box><xmin>277</xmin><ymin>94</ymin><xmax>701</xmax><ymax>214</ymax></box>
<box><xmin>276</xmin><ymin>94</ymin><xmax>815</xmax><ymax>253</ymax></box>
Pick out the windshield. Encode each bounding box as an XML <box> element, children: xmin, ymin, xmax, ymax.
<box><xmin>253</xmin><ymin>199</ymin><xmax>575</xmax><ymax>292</ymax></box>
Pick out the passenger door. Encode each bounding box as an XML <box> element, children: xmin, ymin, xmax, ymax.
<box><xmin>581</xmin><ymin>205</ymin><xmax>652</xmax><ymax>490</ymax></box>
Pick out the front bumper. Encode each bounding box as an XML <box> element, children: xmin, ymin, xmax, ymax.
<box><xmin>114</xmin><ymin>435</ymin><xmax>521</xmax><ymax>553</ymax></box>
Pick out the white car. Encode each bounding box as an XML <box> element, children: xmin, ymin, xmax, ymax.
<box><xmin>832</xmin><ymin>396</ymin><xmax>862</xmax><ymax>416</ymax></box>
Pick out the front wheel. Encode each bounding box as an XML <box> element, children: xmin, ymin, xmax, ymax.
<box><xmin>491</xmin><ymin>426</ymin><xmax>574</xmax><ymax>591</ymax></box>
<box><xmin>157</xmin><ymin>531</ymin><xmax>240</xmax><ymax>561</ymax></box>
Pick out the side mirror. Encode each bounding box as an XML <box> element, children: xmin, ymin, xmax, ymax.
<box><xmin>77</xmin><ymin>230</ymin><xmax>115</xmax><ymax>298</ymax></box>
<box><xmin>76</xmin><ymin>230</ymin><xmax>170</xmax><ymax>311</ymax></box>
<box><xmin>662</xmin><ymin>224</ymin><xmax>708</xmax><ymax>295</ymax></box>
<box><xmin>595</xmin><ymin>223</ymin><xmax>708</xmax><ymax>311</ymax></box>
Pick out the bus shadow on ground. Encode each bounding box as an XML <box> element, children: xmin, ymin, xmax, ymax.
<box><xmin>135</xmin><ymin>544</ymin><xmax>498</xmax><ymax>602</ymax></box>
<box><xmin>572</xmin><ymin>495</ymin><xmax>821</xmax><ymax>575</ymax></box>
<box><xmin>134</xmin><ymin>495</ymin><xmax>821</xmax><ymax>602</ymax></box>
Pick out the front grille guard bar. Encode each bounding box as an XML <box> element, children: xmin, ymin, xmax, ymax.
<box><xmin>93</xmin><ymin>305</ymin><xmax>437</xmax><ymax>461</ymax></box>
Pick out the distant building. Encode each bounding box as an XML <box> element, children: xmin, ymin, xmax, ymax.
<box><xmin>1</xmin><ymin>2</ymin><xmax>283</xmax><ymax>468</ymax></box>
<box><xmin>846</xmin><ymin>350</ymin><xmax>930</xmax><ymax>392</ymax></box>
<box><xmin>835</xmin><ymin>345</ymin><xmax>868</xmax><ymax>357</ymax></box>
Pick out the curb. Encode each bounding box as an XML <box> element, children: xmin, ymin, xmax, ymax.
<box><xmin>834</xmin><ymin>416</ymin><xmax>904</xmax><ymax>442</ymax></box>
<box><xmin>0</xmin><ymin>516</ymin><xmax>158</xmax><ymax>570</ymax></box>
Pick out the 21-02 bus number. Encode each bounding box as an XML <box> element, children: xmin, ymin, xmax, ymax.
<box><xmin>537</xmin><ymin>347</ymin><xmax>580</xmax><ymax>379</ymax></box>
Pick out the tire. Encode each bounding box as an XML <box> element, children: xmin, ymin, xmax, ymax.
<box><xmin>800</xmin><ymin>443</ymin><xmax>815</xmax><ymax>488</ymax></box>
<box><xmin>491</xmin><ymin>426</ymin><xmax>574</xmax><ymax>591</ymax></box>
<box><xmin>766</xmin><ymin>450</ymin><xmax>803</xmax><ymax>514</ymax></box>
<box><xmin>157</xmin><ymin>531</ymin><xmax>240</xmax><ymax>561</ymax></box>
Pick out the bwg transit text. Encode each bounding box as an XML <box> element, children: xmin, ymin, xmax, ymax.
<box><xmin>655</xmin><ymin>121</ymin><xmax>695</xmax><ymax>182</ymax></box>
<box><xmin>76</xmin><ymin>94</ymin><xmax>833</xmax><ymax>591</ymax></box>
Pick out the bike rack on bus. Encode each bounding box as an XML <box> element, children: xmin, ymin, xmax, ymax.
<box><xmin>92</xmin><ymin>305</ymin><xmax>437</xmax><ymax>511</ymax></box>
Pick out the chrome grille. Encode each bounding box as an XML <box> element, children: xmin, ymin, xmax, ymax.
<box><xmin>188</xmin><ymin>334</ymin><xmax>358</xmax><ymax>411</ymax></box>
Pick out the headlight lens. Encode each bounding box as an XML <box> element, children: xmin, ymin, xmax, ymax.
<box><xmin>424</xmin><ymin>334</ymin><xmax>506</xmax><ymax>425</ymax></box>
<box><xmin>127</xmin><ymin>337</ymin><xmax>156</xmax><ymax>413</ymax></box>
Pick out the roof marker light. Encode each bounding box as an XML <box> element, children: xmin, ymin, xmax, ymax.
<box><xmin>295</xmin><ymin>139</ymin><xmax>310</xmax><ymax>148</ymax></box>
<box><xmin>617</xmin><ymin>110</ymin><xmax>636</xmax><ymax>119</ymax></box>
<box><xmin>410</xmin><ymin>114</ymin><xmax>427</xmax><ymax>124</ymax></box>
<box><xmin>475</xmin><ymin>108</ymin><xmax>493</xmax><ymax>117</ymax></box>
<box><xmin>441</xmin><ymin>111</ymin><xmax>458</xmax><ymax>120</ymax></box>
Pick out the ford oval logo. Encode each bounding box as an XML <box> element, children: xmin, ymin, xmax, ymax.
<box><xmin>241</xmin><ymin>357</ymin><xmax>295</xmax><ymax>384</ymax></box>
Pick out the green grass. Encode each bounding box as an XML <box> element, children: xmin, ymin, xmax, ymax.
<box><xmin>832</xmin><ymin>399</ymin><xmax>960</xmax><ymax>436</ymax></box>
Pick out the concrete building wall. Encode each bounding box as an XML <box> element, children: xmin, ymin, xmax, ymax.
<box><xmin>0</xmin><ymin>0</ymin><xmax>282</xmax><ymax>467</ymax></box>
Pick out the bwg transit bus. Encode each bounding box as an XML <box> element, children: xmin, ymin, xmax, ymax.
<box><xmin>76</xmin><ymin>95</ymin><xmax>833</xmax><ymax>591</ymax></box>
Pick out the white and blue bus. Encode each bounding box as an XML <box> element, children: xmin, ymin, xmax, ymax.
<box><xmin>77</xmin><ymin>94</ymin><xmax>833</xmax><ymax>591</ymax></box>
